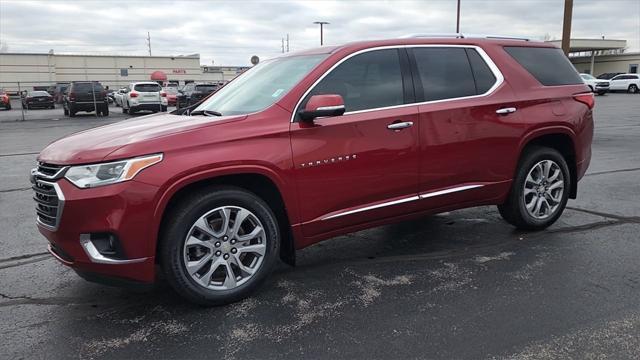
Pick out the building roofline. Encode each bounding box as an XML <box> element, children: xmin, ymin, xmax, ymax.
<box><xmin>0</xmin><ymin>52</ymin><xmax>200</xmax><ymax>59</ymax></box>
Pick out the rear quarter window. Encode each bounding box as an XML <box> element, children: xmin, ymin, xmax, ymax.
<box><xmin>504</xmin><ymin>46</ymin><xmax>582</xmax><ymax>86</ymax></box>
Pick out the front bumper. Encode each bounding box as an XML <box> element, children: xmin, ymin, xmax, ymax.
<box><xmin>36</xmin><ymin>178</ymin><xmax>160</xmax><ymax>283</ymax></box>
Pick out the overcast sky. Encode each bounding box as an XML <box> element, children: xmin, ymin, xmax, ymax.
<box><xmin>1</xmin><ymin>0</ymin><xmax>639</xmax><ymax>65</ymax></box>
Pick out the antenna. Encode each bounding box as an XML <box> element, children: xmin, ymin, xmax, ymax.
<box><xmin>147</xmin><ymin>32</ymin><xmax>152</xmax><ymax>56</ymax></box>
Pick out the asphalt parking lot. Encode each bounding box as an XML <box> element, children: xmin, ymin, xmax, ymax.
<box><xmin>1</xmin><ymin>93</ymin><xmax>639</xmax><ymax>359</ymax></box>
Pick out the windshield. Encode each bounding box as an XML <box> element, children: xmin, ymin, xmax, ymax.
<box><xmin>581</xmin><ymin>74</ymin><xmax>595</xmax><ymax>80</ymax></box>
<box><xmin>194</xmin><ymin>54</ymin><xmax>327</xmax><ymax>116</ymax></box>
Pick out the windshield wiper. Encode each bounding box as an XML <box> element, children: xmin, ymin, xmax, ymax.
<box><xmin>189</xmin><ymin>109</ymin><xmax>222</xmax><ymax>117</ymax></box>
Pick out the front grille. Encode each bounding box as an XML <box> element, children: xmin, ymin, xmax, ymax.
<box><xmin>37</xmin><ymin>162</ymin><xmax>64</xmax><ymax>177</ymax></box>
<box><xmin>32</xmin><ymin>162</ymin><xmax>66</xmax><ymax>230</ymax></box>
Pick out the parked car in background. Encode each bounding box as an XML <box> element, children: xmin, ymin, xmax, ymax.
<box><xmin>22</xmin><ymin>90</ymin><xmax>55</xmax><ymax>109</ymax></box>
<box><xmin>113</xmin><ymin>87</ymin><xmax>128</xmax><ymax>107</ymax></box>
<box><xmin>579</xmin><ymin>73</ymin><xmax>609</xmax><ymax>95</ymax></box>
<box><xmin>0</xmin><ymin>89</ymin><xmax>11</xmax><ymax>110</ymax></box>
<box><xmin>62</xmin><ymin>81</ymin><xmax>109</xmax><ymax>117</ymax></box>
<box><xmin>106</xmin><ymin>89</ymin><xmax>116</xmax><ymax>104</ymax></box>
<box><xmin>34</xmin><ymin>36</ymin><xmax>594</xmax><ymax>305</ymax></box>
<box><xmin>609</xmin><ymin>73</ymin><xmax>640</xmax><ymax>93</ymax></box>
<box><xmin>176</xmin><ymin>82</ymin><xmax>220</xmax><ymax>108</ymax></box>
<box><xmin>121</xmin><ymin>82</ymin><xmax>167</xmax><ymax>114</ymax></box>
<box><xmin>597</xmin><ymin>72</ymin><xmax>624</xmax><ymax>80</ymax></box>
<box><xmin>163</xmin><ymin>86</ymin><xmax>178</xmax><ymax>106</ymax></box>
<box><xmin>49</xmin><ymin>82</ymin><xmax>70</xmax><ymax>103</ymax></box>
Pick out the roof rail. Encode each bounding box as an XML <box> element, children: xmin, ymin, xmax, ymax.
<box><xmin>401</xmin><ymin>33</ymin><xmax>531</xmax><ymax>41</ymax></box>
<box><xmin>400</xmin><ymin>33</ymin><xmax>465</xmax><ymax>39</ymax></box>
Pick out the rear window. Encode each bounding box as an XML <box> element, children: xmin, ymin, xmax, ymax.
<box><xmin>504</xmin><ymin>46</ymin><xmax>582</xmax><ymax>86</ymax></box>
<box><xmin>134</xmin><ymin>83</ymin><xmax>162</xmax><ymax>92</ymax></box>
<box><xmin>73</xmin><ymin>83</ymin><xmax>103</xmax><ymax>92</ymax></box>
<box><xmin>195</xmin><ymin>85</ymin><xmax>218</xmax><ymax>92</ymax></box>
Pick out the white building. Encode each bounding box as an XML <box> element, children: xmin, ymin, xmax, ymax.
<box><xmin>0</xmin><ymin>51</ymin><xmax>249</xmax><ymax>93</ymax></box>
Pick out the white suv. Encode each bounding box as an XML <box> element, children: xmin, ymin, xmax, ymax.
<box><xmin>609</xmin><ymin>73</ymin><xmax>640</xmax><ymax>93</ymax></box>
<box><xmin>579</xmin><ymin>73</ymin><xmax>609</xmax><ymax>95</ymax></box>
<box><xmin>121</xmin><ymin>82</ymin><xmax>168</xmax><ymax>114</ymax></box>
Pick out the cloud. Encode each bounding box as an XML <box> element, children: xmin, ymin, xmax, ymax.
<box><xmin>0</xmin><ymin>0</ymin><xmax>638</xmax><ymax>65</ymax></box>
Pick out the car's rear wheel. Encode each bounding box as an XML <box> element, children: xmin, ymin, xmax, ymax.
<box><xmin>498</xmin><ymin>146</ymin><xmax>570</xmax><ymax>230</ymax></box>
<box><xmin>63</xmin><ymin>106</ymin><xmax>69</xmax><ymax>116</ymax></box>
<box><xmin>160</xmin><ymin>186</ymin><xmax>280</xmax><ymax>306</ymax></box>
<box><xmin>628</xmin><ymin>84</ymin><xmax>639</xmax><ymax>93</ymax></box>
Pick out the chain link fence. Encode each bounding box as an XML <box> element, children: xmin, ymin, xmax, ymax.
<box><xmin>0</xmin><ymin>80</ymin><xmax>171</xmax><ymax>122</ymax></box>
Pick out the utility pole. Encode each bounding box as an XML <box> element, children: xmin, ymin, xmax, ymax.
<box><xmin>146</xmin><ymin>32</ymin><xmax>152</xmax><ymax>56</ymax></box>
<box><xmin>456</xmin><ymin>0</ymin><xmax>461</xmax><ymax>33</ymax></box>
<box><xmin>561</xmin><ymin>0</ymin><xmax>573</xmax><ymax>55</ymax></box>
<box><xmin>282</xmin><ymin>37</ymin><xmax>285</xmax><ymax>53</ymax></box>
<box><xmin>286</xmin><ymin>33</ymin><xmax>289</xmax><ymax>52</ymax></box>
<box><xmin>313</xmin><ymin>21</ymin><xmax>329</xmax><ymax>46</ymax></box>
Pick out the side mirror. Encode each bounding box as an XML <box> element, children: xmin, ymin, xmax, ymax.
<box><xmin>299</xmin><ymin>94</ymin><xmax>345</xmax><ymax>121</ymax></box>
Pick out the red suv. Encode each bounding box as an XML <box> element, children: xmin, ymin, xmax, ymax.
<box><xmin>33</xmin><ymin>35</ymin><xmax>593</xmax><ymax>305</ymax></box>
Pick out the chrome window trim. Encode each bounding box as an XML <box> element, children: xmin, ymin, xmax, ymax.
<box><xmin>316</xmin><ymin>105</ymin><xmax>345</xmax><ymax>111</ymax></box>
<box><xmin>35</xmin><ymin>180</ymin><xmax>65</xmax><ymax>231</ymax></box>
<box><xmin>321</xmin><ymin>184</ymin><xmax>485</xmax><ymax>221</ymax></box>
<box><xmin>290</xmin><ymin>44</ymin><xmax>504</xmax><ymax>123</ymax></box>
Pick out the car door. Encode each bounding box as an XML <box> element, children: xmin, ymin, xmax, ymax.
<box><xmin>610</xmin><ymin>75</ymin><xmax>627</xmax><ymax>90</ymax></box>
<box><xmin>409</xmin><ymin>46</ymin><xmax>520</xmax><ymax>209</ymax></box>
<box><xmin>290</xmin><ymin>48</ymin><xmax>421</xmax><ymax>239</ymax></box>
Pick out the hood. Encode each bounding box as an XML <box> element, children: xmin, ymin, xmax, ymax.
<box><xmin>38</xmin><ymin>113</ymin><xmax>246</xmax><ymax>164</ymax></box>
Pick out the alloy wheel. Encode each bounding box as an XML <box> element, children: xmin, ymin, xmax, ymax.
<box><xmin>523</xmin><ymin>160</ymin><xmax>565</xmax><ymax>219</ymax></box>
<box><xmin>182</xmin><ymin>206</ymin><xmax>266</xmax><ymax>291</ymax></box>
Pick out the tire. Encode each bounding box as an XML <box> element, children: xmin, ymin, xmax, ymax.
<box><xmin>629</xmin><ymin>84</ymin><xmax>639</xmax><ymax>94</ymax></box>
<box><xmin>63</xmin><ymin>107</ymin><xmax>69</xmax><ymax>116</ymax></box>
<box><xmin>127</xmin><ymin>103</ymin><xmax>135</xmax><ymax>115</ymax></box>
<box><xmin>122</xmin><ymin>105</ymin><xmax>127</xmax><ymax>114</ymax></box>
<box><xmin>160</xmin><ymin>186</ymin><xmax>280</xmax><ymax>306</ymax></box>
<box><xmin>69</xmin><ymin>106</ymin><xmax>76</xmax><ymax>117</ymax></box>
<box><xmin>6</xmin><ymin>104</ymin><xmax>11</xmax><ymax>110</ymax></box>
<box><xmin>161</xmin><ymin>105</ymin><xmax>167</xmax><ymax>112</ymax></box>
<box><xmin>102</xmin><ymin>107</ymin><xmax>109</xmax><ymax>116</ymax></box>
<box><xmin>50</xmin><ymin>105</ymin><xmax>55</xmax><ymax>109</ymax></box>
<box><xmin>497</xmin><ymin>146</ymin><xmax>571</xmax><ymax>230</ymax></box>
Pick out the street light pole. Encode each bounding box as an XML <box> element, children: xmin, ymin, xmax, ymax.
<box><xmin>561</xmin><ymin>0</ymin><xmax>573</xmax><ymax>55</ymax></box>
<box><xmin>313</xmin><ymin>21</ymin><xmax>329</xmax><ymax>46</ymax></box>
<box><xmin>456</xmin><ymin>0</ymin><xmax>461</xmax><ymax>33</ymax></box>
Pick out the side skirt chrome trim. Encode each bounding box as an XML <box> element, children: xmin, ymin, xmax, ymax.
<box><xmin>321</xmin><ymin>184</ymin><xmax>485</xmax><ymax>221</ymax></box>
<box><xmin>322</xmin><ymin>195</ymin><xmax>420</xmax><ymax>220</ymax></box>
<box><xmin>419</xmin><ymin>184</ymin><xmax>484</xmax><ymax>199</ymax></box>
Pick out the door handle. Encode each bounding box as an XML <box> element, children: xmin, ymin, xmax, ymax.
<box><xmin>387</xmin><ymin>121</ymin><xmax>414</xmax><ymax>130</ymax></box>
<box><xmin>496</xmin><ymin>107</ymin><xmax>517</xmax><ymax>115</ymax></box>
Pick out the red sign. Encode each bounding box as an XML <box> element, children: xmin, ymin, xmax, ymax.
<box><xmin>172</xmin><ymin>69</ymin><xmax>186</xmax><ymax>74</ymax></box>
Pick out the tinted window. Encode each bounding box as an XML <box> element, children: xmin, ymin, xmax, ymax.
<box><xmin>413</xmin><ymin>47</ymin><xmax>476</xmax><ymax>101</ymax></box>
<box><xmin>304</xmin><ymin>49</ymin><xmax>404</xmax><ymax>113</ymax></box>
<box><xmin>465</xmin><ymin>48</ymin><xmax>497</xmax><ymax>94</ymax></box>
<box><xmin>73</xmin><ymin>83</ymin><xmax>103</xmax><ymax>92</ymax></box>
<box><xmin>195</xmin><ymin>85</ymin><xmax>218</xmax><ymax>92</ymax></box>
<box><xmin>504</xmin><ymin>46</ymin><xmax>582</xmax><ymax>86</ymax></box>
<box><xmin>134</xmin><ymin>83</ymin><xmax>162</xmax><ymax>92</ymax></box>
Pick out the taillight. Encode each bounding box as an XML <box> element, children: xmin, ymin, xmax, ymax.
<box><xmin>130</xmin><ymin>92</ymin><xmax>138</xmax><ymax>98</ymax></box>
<box><xmin>573</xmin><ymin>92</ymin><xmax>594</xmax><ymax>109</ymax></box>
<box><xmin>69</xmin><ymin>92</ymin><xmax>76</xmax><ymax>100</ymax></box>
<box><xmin>160</xmin><ymin>92</ymin><xmax>167</xmax><ymax>97</ymax></box>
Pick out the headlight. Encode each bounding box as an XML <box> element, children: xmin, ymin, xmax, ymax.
<box><xmin>64</xmin><ymin>154</ymin><xmax>163</xmax><ymax>188</ymax></box>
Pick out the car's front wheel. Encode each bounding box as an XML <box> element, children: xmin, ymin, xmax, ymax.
<box><xmin>160</xmin><ymin>186</ymin><xmax>280</xmax><ymax>306</ymax></box>
<box><xmin>498</xmin><ymin>146</ymin><xmax>570</xmax><ymax>230</ymax></box>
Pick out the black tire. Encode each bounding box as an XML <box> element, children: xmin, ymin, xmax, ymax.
<box><xmin>127</xmin><ymin>103</ymin><xmax>135</xmax><ymax>115</ymax></box>
<box><xmin>497</xmin><ymin>146</ymin><xmax>571</xmax><ymax>230</ymax></box>
<box><xmin>6</xmin><ymin>104</ymin><xmax>11</xmax><ymax>110</ymax></box>
<box><xmin>160</xmin><ymin>186</ymin><xmax>280</xmax><ymax>306</ymax></box>
<box><xmin>63</xmin><ymin>107</ymin><xmax>69</xmax><ymax>116</ymax></box>
<box><xmin>122</xmin><ymin>105</ymin><xmax>127</xmax><ymax>114</ymax></box>
<box><xmin>629</xmin><ymin>84</ymin><xmax>639</xmax><ymax>94</ymax></box>
<box><xmin>102</xmin><ymin>107</ymin><xmax>109</xmax><ymax>116</ymax></box>
<box><xmin>161</xmin><ymin>105</ymin><xmax>167</xmax><ymax>112</ymax></box>
<box><xmin>50</xmin><ymin>105</ymin><xmax>55</xmax><ymax>109</ymax></box>
<box><xmin>69</xmin><ymin>106</ymin><xmax>76</xmax><ymax>117</ymax></box>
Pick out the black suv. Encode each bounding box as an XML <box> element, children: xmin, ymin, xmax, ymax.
<box><xmin>63</xmin><ymin>81</ymin><xmax>109</xmax><ymax>117</ymax></box>
<box><xmin>176</xmin><ymin>82</ymin><xmax>220</xmax><ymax>108</ymax></box>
